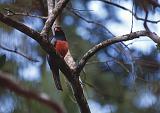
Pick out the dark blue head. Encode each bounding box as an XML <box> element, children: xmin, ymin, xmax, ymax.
<box><xmin>54</xmin><ymin>27</ymin><xmax>66</xmax><ymax>41</ymax></box>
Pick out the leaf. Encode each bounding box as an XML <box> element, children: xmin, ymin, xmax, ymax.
<box><xmin>0</xmin><ymin>54</ymin><xmax>6</xmax><ymax>69</ymax></box>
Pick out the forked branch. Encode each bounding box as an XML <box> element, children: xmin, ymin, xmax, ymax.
<box><xmin>76</xmin><ymin>31</ymin><xmax>160</xmax><ymax>73</ymax></box>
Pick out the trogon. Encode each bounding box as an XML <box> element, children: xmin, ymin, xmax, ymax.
<box><xmin>47</xmin><ymin>27</ymin><xmax>68</xmax><ymax>90</ymax></box>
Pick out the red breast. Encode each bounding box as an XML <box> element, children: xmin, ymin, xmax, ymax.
<box><xmin>55</xmin><ymin>40</ymin><xmax>68</xmax><ymax>58</ymax></box>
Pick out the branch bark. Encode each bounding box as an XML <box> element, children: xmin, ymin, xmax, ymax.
<box><xmin>0</xmin><ymin>13</ymin><xmax>42</xmax><ymax>42</ymax></box>
<box><xmin>0</xmin><ymin>71</ymin><xmax>64</xmax><ymax>113</ymax></box>
<box><xmin>41</xmin><ymin>0</ymin><xmax>69</xmax><ymax>37</ymax></box>
<box><xmin>47</xmin><ymin>0</ymin><xmax>55</xmax><ymax>32</ymax></box>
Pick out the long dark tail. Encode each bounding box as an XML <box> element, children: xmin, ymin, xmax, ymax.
<box><xmin>47</xmin><ymin>56</ymin><xmax>62</xmax><ymax>90</ymax></box>
<box><xmin>52</xmin><ymin>69</ymin><xmax>62</xmax><ymax>90</ymax></box>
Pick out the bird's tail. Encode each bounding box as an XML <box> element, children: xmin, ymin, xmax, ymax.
<box><xmin>47</xmin><ymin>56</ymin><xmax>63</xmax><ymax>91</ymax></box>
<box><xmin>52</xmin><ymin>70</ymin><xmax>63</xmax><ymax>90</ymax></box>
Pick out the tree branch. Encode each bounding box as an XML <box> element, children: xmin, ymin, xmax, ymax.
<box><xmin>0</xmin><ymin>71</ymin><xmax>64</xmax><ymax>113</ymax></box>
<box><xmin>76</xmin><ymin>30</ymin><xmax>160</xmax><ymax>73</ymax></box>
<box><xmin>41</xmin><ymin>0</ymin><xmax>69</xmax><ymax>37</ymax></box>
<box><xmin>47</xmin><ymin>0</ymin><xmax>54</xmax><ymax>15</ymax></box>
<box><xmin>47</xmin><ymin>0</ymin><xmax>55</xmax><ymax>32</ymax></box>
<box><xmin>0</xmin><ymin>13</ymin><xmax>43</xmax><ymax>42</ymax></box>
<box><xmin>0</xmin><ymin>12</ymin><xmax>71</xmax><ymax>79</ymax></box>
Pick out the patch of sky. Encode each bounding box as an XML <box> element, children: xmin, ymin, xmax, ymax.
<box><xmin>18</xmin><ymin>64</ymin><xmax>41</xmax><ymax>82</ymax></box>
<box><xmin>0</xmin><ymin>0</ymin><xmax>15</xmax><ymax>4</ymax></box>
<box><xmin>88</xmin><ymin>100</ymin><xmax>117</xmax><ymax>113</ymax></box>
<box><xmin>134</xmin><ymin>90</ymin><xmax>157</xmax><ymax>108</ymax></box>
<box><xmin>0</xmin><ymin>94</ymin><xmax>15</xmax><ymax>113</ymax></box>
<box><xmin>125</xmin><ymin>37</ymin><xmax>157</xmax><ymax>55</ymax></box>
<box><xmin>72</xmin><ymin>0</ymin><xmax>85</xmax><ymax>10</ymax></box>
<box><xmin>87</xmin><ymin>1</ymin><xmax>108</xmax><ymax>20</ymax></box>
<box><xmin>107</xmin><ymin>46</ymin><xmax>119</xmax><ymax>57</ymax></box>
<box><xmin>64</xmin><ymin>16</ymin><xmax>74</xmax><ymax>26</ymax></box>
<box><xmin>76</xmin><ymin>26</ymin><xmax>90</xmax><ymax>40</ymax></box>
<box><xmin>97</xmin><ymin>52</ymin><xmax>111</xmax><ymax>63</ymax></box>
<box><xmin>123</xmin><ymin>71</ymin><xmax>137</xmax><ymax>87</ymax></box>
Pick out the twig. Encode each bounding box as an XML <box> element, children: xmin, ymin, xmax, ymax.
<box><xmin>81</xmin><ymin>81</ymin><xmax>113</xmax><ymax>99</ymax></box>
<box><xmin>143</xmin><ymin>11</ymin><xmax>151</xmax><ymax>32</ymax></box>
<box><xmin>68</xmin><ymin>7</ymin><xmax>94</xmax><ymax>12</ymax></box>
<box><xmin>4</xmin><ymin>8</ymin><xmax>47</xmax><ymax>20</ymax></box>
<box><xmin>0</xmin><ymin>44</ymin><xmax>39</xmax><ymax>62</ymax></box>
<box><xmin>130</xmin><ymin>1</ymin><xmax>134</xmax><ymax>33</ymax></box>
<box><xmin>0</xmin><ymin>71</ymin><xmax>64</xmax><ymax>113</ymax></box>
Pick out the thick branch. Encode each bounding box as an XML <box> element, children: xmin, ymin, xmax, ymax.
<box><xmin>41</xmin><ymin>0</ymin><xmax>69</xmax><ymax>36</ymax></box>
<box><xmin>70</xmin><ymin>76</ymin><xmax>91</xmax><ymax>113</ymax></box>
<box><xmin>0</xmin><ymin>71</ymin><xmax>64</xmax><ymax>113</ymax></box>
<box><xmin>47</xmin><ymin>0</ymin><xmax>55</xmax><ymax>32</ymax></box>
<box><xmin>47</xmin><ymin>0</ymin><xmax>54</xmax><ymax>15</ymax></box>
<box><xmin>0</xmin><ymin>12</ymin><xmax>71</xmax><ymax>80</ymax></box>
<box><xmin>0</xmin><ymin>13</ymin><xmax>42</xmax><ymax>42</ymax></box>
<box><xmin>54</xmin><ymin>0</ymin><xmax>61</xmax><ymax>27</ymax></box>
<box><xmin>76</xmin><ymin>31</ymin><xmax>160</xmax><ymax>73</ymax></box>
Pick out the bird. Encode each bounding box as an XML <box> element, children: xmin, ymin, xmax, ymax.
<box><xmin>47</xmin><ymin>27</ymin><xmax>68</xmax><ymax>90</ymax></box>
